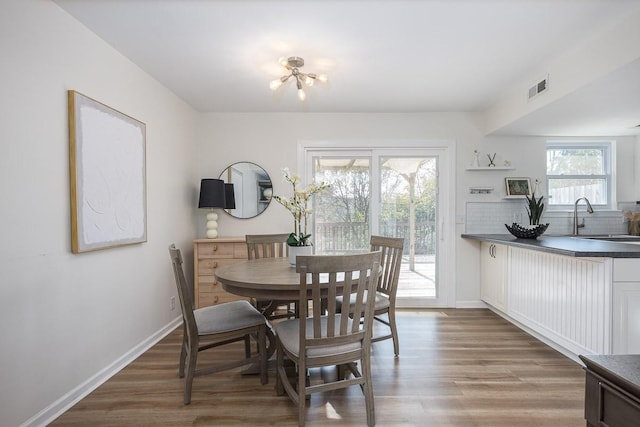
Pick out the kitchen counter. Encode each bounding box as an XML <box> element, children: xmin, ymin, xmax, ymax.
<box><xmin>465</xmin><ymin>233</ymin><xmax>640</xmax><ymax>360</ymax></box>
<box><xmin>461</xmin><ymin>234</ymin><xmax>640</xmax><ymax>258</ymax></box>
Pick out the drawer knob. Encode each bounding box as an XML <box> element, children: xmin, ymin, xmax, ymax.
<box><xmin>212</xmin><ymin>244</ymin><xmax>218</xmax><ymax>252</ymax></box>
<box><xmin>213</xmin><ymin>261</ymin><xmax>218</xmax><ymax>268</ymax></box>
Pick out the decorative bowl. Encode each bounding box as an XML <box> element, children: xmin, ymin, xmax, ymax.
<box><xmin>505</xmin><ymin>223</ymin><xmax>549</xmax><ymax>239</ymax></box>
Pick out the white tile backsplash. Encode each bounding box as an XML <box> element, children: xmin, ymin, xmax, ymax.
<box><xmin>465</xmin><ymin>201</ymin><xmax>628</xmax><ymax>235</ymax></box>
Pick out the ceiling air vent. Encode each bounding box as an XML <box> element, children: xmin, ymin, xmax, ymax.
<box><xmin>528</xmin><ymin>75</ymin><xmax>549</xmax><ymax>100</ymax></box>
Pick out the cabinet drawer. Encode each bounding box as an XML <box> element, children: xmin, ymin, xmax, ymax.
<box><xmin>198</xmin><ymin>258</ymin><xmax>244</xmax><ymax>276</ymax></box>
<box><xmin>197</xmin><ymin>242</ymin><xmax>237</xmax><ymax>258</ymax></box>
<box><xmin>199</xmin><ymin>292</ymin><xmax>247</xmax><ymax>307</ymax></box>
<box><xmin>613</xmin><ymin>258</ymin><xmax>639</xmax><ymax>282</ymax></box>
<box><xmin>585</xmin><ymin>369</ymin><xmax>640</xmax><ymax>427</ymax></box>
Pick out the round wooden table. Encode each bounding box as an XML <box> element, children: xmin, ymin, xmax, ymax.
<box><xmin>214</xmin><ymin>257</ymin><xmax>302</xmax><ymax>301</ymax></box>
<box><xmin>215</xmin><ymin>257</ymin><xmax>360</xmax><ymax>363</ymax></box>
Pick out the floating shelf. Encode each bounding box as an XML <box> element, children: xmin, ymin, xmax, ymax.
<box><xmin>469</xmin><ymin>186</ymin><xmax>494</xmax><ymax>194</ymax></box>
<box><xmin>466</xmin><ymin>166</ymin><xmax>515</xmax><ymax>171</ymax></box>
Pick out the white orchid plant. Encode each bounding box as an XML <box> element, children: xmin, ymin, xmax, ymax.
<box><xmin>272</xmin><ymin>168</ymin><xmax>330</xmax><ymax>247</ymax></box>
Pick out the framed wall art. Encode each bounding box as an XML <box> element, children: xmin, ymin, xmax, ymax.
<box><xmin>68</xmin><ymin>90</ymin><xmax>147</xmax><ymax>253</ymax></box>
<box><xmin>505</xmin><ymin>177</ymin><xmax>532</xmax><ymax>197</ymax></box>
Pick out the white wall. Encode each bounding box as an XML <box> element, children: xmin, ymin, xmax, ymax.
<box><xmin>0</xmin><ymin>2</ymin><xmax>199</xmax><ymax>426</ymax></box>
<box><xmin>484</xmin><ymin>7</ymin><xmax>640</xmax><ymax>135</ymax></box>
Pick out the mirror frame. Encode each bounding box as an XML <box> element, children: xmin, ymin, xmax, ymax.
<box><xmin>218</xmin><ymin>161</ymin><xmax>272</xmax><ymax>219</ymax></box>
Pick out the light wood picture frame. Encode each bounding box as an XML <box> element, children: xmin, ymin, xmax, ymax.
<box><xmin>68</xmin><ymin>90</ymin><xmax>147</xmax><ymax>253</ymax></box>
<box><xmin>505</xmin><ymin>177</ymin><xmax>532</xmax><ymax>197</ymax></box>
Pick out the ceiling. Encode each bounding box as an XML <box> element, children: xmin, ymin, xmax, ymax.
<box><xmin>53</xmin><ymin>0</ymin><xmax>640</xmax><ymax>136</ymax></box>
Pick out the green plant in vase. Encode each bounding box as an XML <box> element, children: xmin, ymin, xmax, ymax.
<box><xmin>525</xmin><ymin>192</ymin><xmax>545</xmax><ymax>225</ymax></box>
<box><xmin>272</xmin><ymin>168</ymin><xmax>330</xmax><ymax>247</ymax></box>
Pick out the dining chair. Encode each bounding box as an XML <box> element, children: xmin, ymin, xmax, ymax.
<box><xmin>168</xmin><ymin>244</ymin><xmax>267</xmax><ymax>405</ymax></box>
<box><xmin>245</xmin><ymin>233</ymin><xmax>297</xmax><ymax>320</ymax></box>
<box><xmin>274</xmin><ymin>251</ymin><xmax>382</xmax><ymax>427</ymax></box>
<box><xmin>338</xmin><ymin>235</ymin><xmax>404</xmax><ymax>356</ymax></box>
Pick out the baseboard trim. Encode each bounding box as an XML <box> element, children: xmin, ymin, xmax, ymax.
<box><xmin>455</xmin><ymin>300</ymin><xmax>487</xmax><ymax>308</ymax></box>
<box><xmin>485</xmin><ymin>306</ymin><xmax>582</xmax><ymax>364</ymax></box>
<box><xmin>23</xmin><ymin>316</ymin><xmax>182</xmax><ymax>427</ymax></box>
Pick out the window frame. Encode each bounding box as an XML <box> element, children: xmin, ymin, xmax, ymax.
<box><xmin>545</xmin><ymin>140</ymin><xmax>615</xmax><ymax>210</ymax></box>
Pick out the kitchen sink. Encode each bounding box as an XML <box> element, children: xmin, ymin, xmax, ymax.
<box><xmin>572</xmin><ymin>234</ymin><xmax>640</xmax><ymax>243</ymax></box>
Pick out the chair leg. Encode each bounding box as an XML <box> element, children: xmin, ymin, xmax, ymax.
<box><xmin>298</xmin><ymin>360</ymin><xmax>307</xmax><ymax>427</ymax></box>
<box><xmin>244</xmin><ymin>334</ymin><xmax>251</xmax><ymax>358</ymax></box>
<box><xmin>184</xmin><ymin>346</ymin><xmax>197</xmax><ymax>405</ymax></box>
<box><xmin>178</xmin><ymin>332</ymin><xmax>187</xmax><ymax>378</ymax></box>
<box><xmin>361</xmin><ymin>349</ymin><xmax>376</xmax><ymax>427</ymax></box>
<box><xmin>258</xmin><ymin>325</ymin><xmax>268</xmax><ymax>385</ymax></box>
<box><xmin>388</xmin><ymin>308</ymin><xmax>399</xmax><ymax>356</ymax></box>
<box><xmin>275</xmin><ymin>339</ymin><xmax>285</xmax><ymax>396</ymax></box>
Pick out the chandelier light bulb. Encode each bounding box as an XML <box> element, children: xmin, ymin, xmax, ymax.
<box><xmin>269</xmin><ymin>79</ymin><xmax>283</xmax><ymax>90</ymax></box>
<box><xmin>318</xmin><ymin>74</ymin><xmax>328</xmax><ymax>83</ymax></box>
<box><xmin>269</xmin><ymin>56</ymin><xmax>326</xmax><ymax>101</ymax></box>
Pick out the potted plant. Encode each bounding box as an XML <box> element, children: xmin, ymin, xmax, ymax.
<box><xmin>273</xmin><ymin>168</ymin><xmax>330</xmax><ymax>264</ymax></box>
<box><xmin>526</xmin><ymin>192</ymin><xmax>545</xmax><ymax>225</ymax></box>
<box><xmin>505</xmin><ymin>182</ymin><xmax>549</xmax><ymax>239</ymax></box>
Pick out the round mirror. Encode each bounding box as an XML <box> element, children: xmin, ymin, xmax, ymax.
<box><xmin>219</xmin><ymin>162</ymin><xmax>272</xmax><ymax>219</ymax></box>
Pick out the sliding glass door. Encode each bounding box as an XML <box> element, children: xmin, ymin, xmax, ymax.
<box><xmin>305</xmin><ymin>146</ymin><xmax>452</xmax><ymax>307</ymax></box>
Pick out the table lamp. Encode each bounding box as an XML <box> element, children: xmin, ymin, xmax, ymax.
<box><xmin>224</xmin><ymin>183</ymin><xmax>236</xmax><ymax>210</ymax></box>
<box><xmin>198</xmin><ymin>178</ymin><xmax>226</xmax><ymax>238</ymax></box>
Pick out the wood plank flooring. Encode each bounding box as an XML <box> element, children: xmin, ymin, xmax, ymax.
<box><xmin>51</xmin><ymin>309</ymin><xmax>586</xmax><ymax>426</ymax></box>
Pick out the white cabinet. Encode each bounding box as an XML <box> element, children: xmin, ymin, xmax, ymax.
<box><xmin>473</xmin><ymin>238</ymin><xmax>640</xmax><ymax>359</ymax></box>
<box><xmin>612</xmin><ymin>259</ymin><xmax>640</xmax><ymax>354</ymax></box>
<box><xmin>508</xmin><ymin>248</ymin><xmax>611</xmax><ymax>356</ymax></box>
<box><xmin>480</xmin><ymin>242</ymin><xmax>508</xmax><ymax>311</ymax></box>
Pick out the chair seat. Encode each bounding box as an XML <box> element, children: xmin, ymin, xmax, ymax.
<box><xmin>274</xmin><ymin>315</ymin><xmax>361</xmax><ymax>358</ymax></box>
<box><xmin>195</xmin><ymin>300</ymin><xmax>265</xmax><ymax>335</ymax></box>
<box><xmin>338</xmin><ymin>292</ymin><xmax>390</xmax><ymax>312</ymax></box>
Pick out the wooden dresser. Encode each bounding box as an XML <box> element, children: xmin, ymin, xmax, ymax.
<box><xmin>193</xmin><ymin>237</ymin><xmax>248</xmax><ymax>308</ymax></box>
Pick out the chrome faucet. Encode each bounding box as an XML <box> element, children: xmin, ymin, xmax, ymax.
<box><xmin>573</xmin><ymin>197</ymin><xmax>594</xmax><ymax>235</ymax></box>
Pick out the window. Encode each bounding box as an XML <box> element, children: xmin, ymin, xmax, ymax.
<box><xmin>546</xmin><ymin>141</ymin><xmax>614</xmax><ymax>209</ymax></box>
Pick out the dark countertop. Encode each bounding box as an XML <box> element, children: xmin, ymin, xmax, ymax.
<box><xmin>461</xmin><ymin>234</ymin><xmax>640</xmax><ymax>258</ymax></box>
<box><xmin>579</xmin><ymin>354</ymin><xmax>640</xmax><ymax>398</ymax></box>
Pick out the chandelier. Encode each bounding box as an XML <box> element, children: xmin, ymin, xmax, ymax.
<box><xmin>269</xmin><ymin>56</ymin><xmax>328</xmax><ymax>101</ymax></box>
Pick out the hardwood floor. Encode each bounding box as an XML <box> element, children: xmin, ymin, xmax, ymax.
<box><xmin>52</xmin><ymin>309</ymin><xmax>586</xmax><ymax>426</ymax></box>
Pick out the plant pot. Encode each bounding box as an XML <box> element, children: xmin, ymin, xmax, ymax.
<box><xmin>288</xmin><ymin>245</ymin><xmax>313</xmax><ymax>267</ymax></box>
<box><xmin>505</xmin><ymin>223</ymin><xmax>549</xmax><ymax>239</ymax></box>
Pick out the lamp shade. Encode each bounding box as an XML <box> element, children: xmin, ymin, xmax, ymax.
<box><xmin>224</xmin><ymin>183</ymin><xmax>236</xmax><ymax>209</ymax></box>
<box><xmin>198</xmin><ymin>179</ymin><xmax>226</xmax><ymax>208</ymax></box>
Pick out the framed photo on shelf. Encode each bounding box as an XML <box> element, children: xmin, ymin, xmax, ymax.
<box><xmin>505</xmin><ymin>177</ymin><xmax>531</xmax><ymax>197</ymax></box>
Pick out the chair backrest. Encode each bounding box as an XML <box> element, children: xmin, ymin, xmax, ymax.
<box><xmin>296</xmin><ymin>252</ymin><xmax>381</xmax><ymax>352</ymax></box>
<box><xmin>370</xmin><ymin>235</ymin><xmax>404</xmax><ymax>299</ymax></box>
<box><xmin>169</xmin><ymin>244</ymin><xmax>198</xmax><ymax>339</ymax></box>
<box><xmin>246</xmin><ymin>233</ymin><xmax>289</xmax><ymax>260</ymax></box>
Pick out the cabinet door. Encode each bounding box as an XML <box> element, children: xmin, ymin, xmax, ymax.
<box><xmin>612</xmin><ymin>282</ymin><xmax>640</xmax><ymax>354</ymax></box>
<box><xmin>480</xmin><ymin>242</ymin><xmax>507</xmax><ymax>311</ymax></box>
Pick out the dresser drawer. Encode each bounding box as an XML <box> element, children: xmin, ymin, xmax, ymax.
<box><xmin>198</xmin><ymin>258</ymin><xmax>244</xmax><ymax>276</ymax></box>
<box><xmin>194</xmin><ymin>238</ymin><xmax>247</xmax><ymax>308</ymax></box>
<box><xmin>198</xmin><ymin>291</ymin><xmax>248</xmax><ymax>307</ymax></box>
<box><xmin>197</xmin><ymin>242</ymin><xmax>235</xmax><ymax>258</ymax></box>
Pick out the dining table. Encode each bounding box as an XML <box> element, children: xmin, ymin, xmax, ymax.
<box><xmin>215</xmin><ymin>257</ymin><xmax>304</xmax><ymax>302</ymax></box>
<box><xmin>214</xmin><ymin>257</ymin><xmax>366</xmax><ymax>360</ymax></box>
